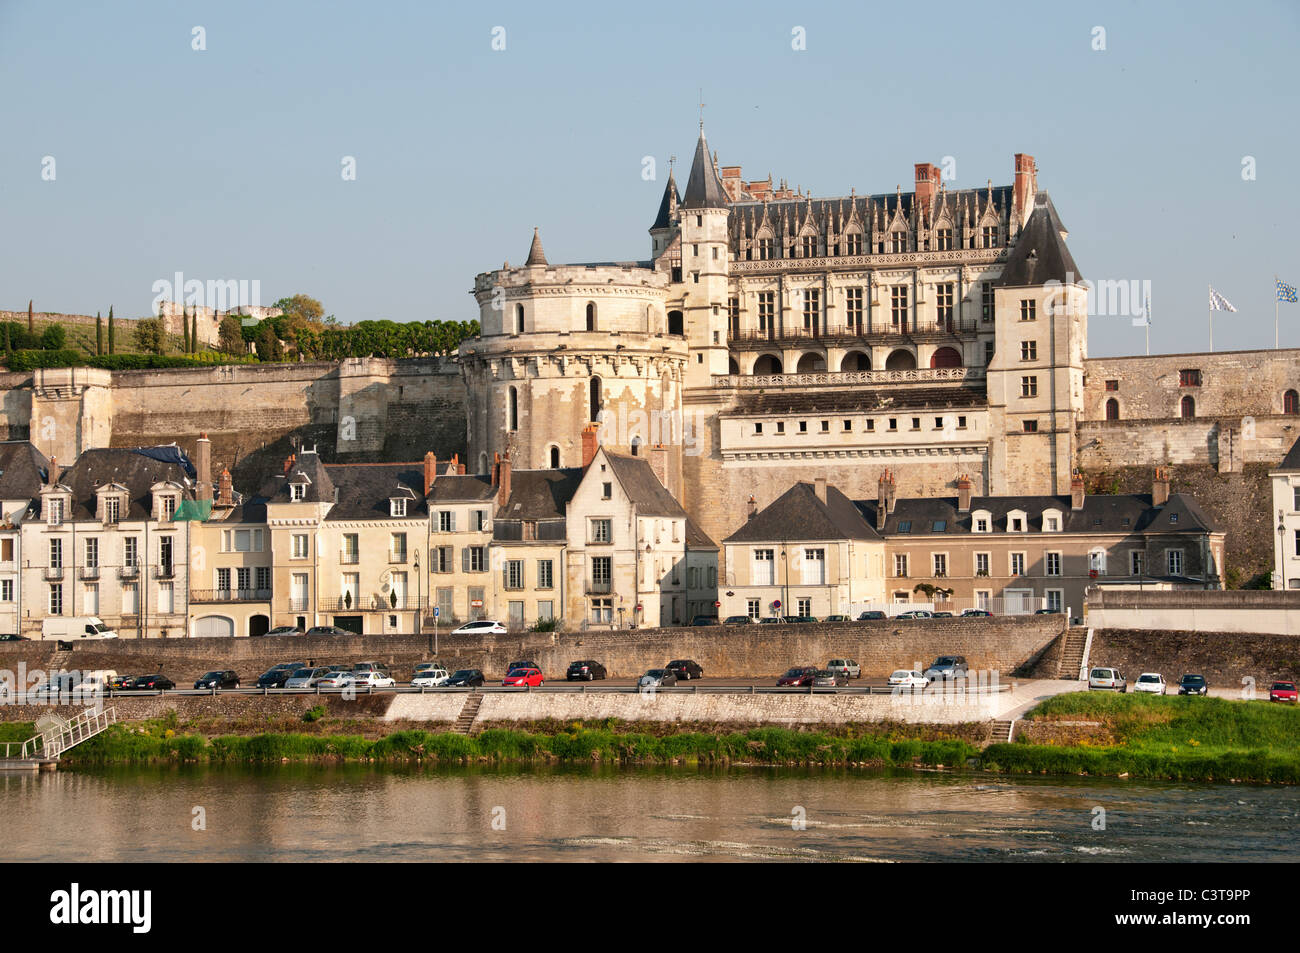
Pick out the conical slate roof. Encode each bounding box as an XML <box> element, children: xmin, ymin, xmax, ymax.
<box><xmin>525</xmin><ymin>227</ymin><xmax>547</xmax><ymax>266</ymax></box>
<box><xmin>682</xmin><ymin>129</ymin><xmax>729</xmax><ymax>209</ymax></box>
<box><xmin>997</xmin><ymin>193</ymin><xmax>1082</xmax><ymax>287</ymax></box>
<box><xmin>651</xmin><ymin>170</ymin><xmax>680</xmax><ymax>230</ymax></box>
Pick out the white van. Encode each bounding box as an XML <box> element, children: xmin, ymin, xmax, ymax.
<box><xmin>40</xmin><ymin>616</ymin><xmax>119</xmax><ymax>641</ymax></box>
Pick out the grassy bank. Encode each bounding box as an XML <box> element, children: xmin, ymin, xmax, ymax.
<box><xmin>983</xmin><ymin>693</ymin><xmax>1300</xmax><ymax>783</ymax></box>
<box><xmin>57</xmin><ymin>716</ymin><xmax>979</xmax><ymax>768</ymax></box>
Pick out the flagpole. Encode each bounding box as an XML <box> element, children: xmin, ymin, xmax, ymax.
<box><xmin>1208</xmin><ymin>283</ymin><xmax>1213</xmax><ymax>353</ymax></box>
<box><xmin>1276</xmin><ymin>275</ymin><xmax>1280</xmax><ymax>349</ymax></box>
<box><xmin>1145</xmin><ymin>293</ymin><xmax>1151</xmax><ymax>356</ymax></box>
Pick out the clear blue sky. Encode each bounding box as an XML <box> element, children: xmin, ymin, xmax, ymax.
<box><xmin>1</xmin><ymin>0</ymin><xmax>1297</xmax><ymax>356</ymax></box>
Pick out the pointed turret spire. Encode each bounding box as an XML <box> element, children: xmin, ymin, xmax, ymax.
<box><xmin>525</xmin><ymin>227</ymin><xmax>547</xmax><ymax>266</ymax></box>
<box><xmin>682</xmin><ymin>127</ymin><xmax>729</xmax><ymax>209</ymax></box>
<box><xmin>651</xmin><ymin>168</ymin><xmax>681</xmax><ymax>231</ymax></box>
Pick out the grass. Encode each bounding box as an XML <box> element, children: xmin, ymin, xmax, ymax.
<box><xmin>982</xmin><ymin>692</ymin><xmax>1300</xmax><ymax>783</ymax></box>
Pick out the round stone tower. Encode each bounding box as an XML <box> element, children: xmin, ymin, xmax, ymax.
<box><xmin>462</xmin><ymin>229</ymin><xmax>688</xmax><ymax>484</ymax></box>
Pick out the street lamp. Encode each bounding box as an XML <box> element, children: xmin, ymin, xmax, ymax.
<box><xmin>413</xmin><ymin>549</ymin><xmax>421</xmax><ymax>638</ymax></box>
<box><xmin>1278</xmin><ymin>510</ymin><xmax>1286</xmax><ymax>591</ymax></box>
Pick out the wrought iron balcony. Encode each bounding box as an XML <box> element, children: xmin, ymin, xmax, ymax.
<box><xmin>191</xmin><ymin>588</ymin><xmax>272</xmax><ymax>603</ymax></box>
<box><xmin>78</xmin><ymin>566</ymin><xmax>100</xmax><ymax>580</ymax></box>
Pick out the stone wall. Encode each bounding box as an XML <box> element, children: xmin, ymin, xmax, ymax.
<box><xmin>1089</xmin><ymin>627</ymin><xmax>1300</xmax><ymax>685</ymax></box>
<box><xmin>1086</xmin><ymin>588</ymin><xmax>1300</xmax><ymax>636</ymax></box>
<box><xmin>0</xmin><ymin>615</ymin><xmax>1066</xmax><ymax>683</ymax></box>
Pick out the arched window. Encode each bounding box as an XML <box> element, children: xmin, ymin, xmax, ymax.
<box><xmin>1180</xmin><ymin>395</ymin><xmax>1195</xmax><ymax>419</ymax></box>
<box><xmin>549</xmin><ymin>446</ymin><xmax>560</xmax><ymax>469</ymax></box>
<box><xmin>796</xmin><ymin>352</ymin><xmax>825</xmax><ymax>373</ymax></box>
<box><xmin>589</xmin><ymin>377</ymin><xmax>601</xmax><ymax>423</ymax></box>
<box><xmin>728</xmin><ymin>357</ymin><xmax>740</xmax><ymax>375</ymax></box>
<box><xmin>929</xmin><ymin>346</ymin><xmax>962</xmax><ymax>369</ymax></box>
<box><xmin>840</xmin><ymin>351</ymin><xmax>870</xmax><ymax>372</ymax></box>
<box><xmin>585</xmin><ymin>302</ymin><xmax>596</xmax><ymax>332</ymax></box>
<box><xmin>753</xmin><ymin>354</ymin><xmax>782</xmax><ymax>375</ymax></box>
<box><xmin>513</xmin><ymin>303</ymin><xmax>524</xmax><ymax>334</ymax></box>
<box><xmin>507</xmin><ymin>386</ymin><xmax>518</xmax><ymax>431</ymax></box>
<box><xmin>667</xmin><ymin>310</ymin><xmax>684</xmax><ymax>335</ymax></box>
<box><xmin>478</xmin><ymin>452</ymin><xmax>489</xmax><ymax>476</ymax></box>
<box><xmin>885</xmin><ymin>349</ymin><xmax>917</xmax><ymax>371</ymax></box>
<box><xmin>1105</xmin><ymin>398</ymin><xmax>1120</xmax><ymax>421</ymax></box>
<box><xmin>630</xmin><ymin>436</ymin><xmax>641</xmax><ymax>456</ymax></box>
<box><xmin>1285</xmin><ymin>390</ymin><xmax>1299</xmax><ymax>415</ymax></box>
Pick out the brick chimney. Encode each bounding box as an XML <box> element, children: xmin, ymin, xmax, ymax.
<box><xmin>813</xmin><ymin>477</ymin><xmax>827</xmax><ymax>504</ymax></box>
<box><xmin>649</xmin><ymin>444</ymin><xmax>669</xmax><ymax>488</ymax></box>
<box><xmin>885</xmin><ymin>469</ymin><xmax>897</xmax><ymax>513</ymax></box>
<box><xmin>957</xmin><ymin>473</ymin><xmax>973</xmax><ymax>512</ymax></box>
<box><xmin>914</xmin><ymin>162</ymin><xmax>941</xmax><ymax>213</ymax></box>
<box><xmin>581</xmin><ymin>423</ymin><xmax>599</xmax><ymax>469</ymax></box>
<box><xmin>283</xmin><ymin>452</ymin><xmax>295</xmax><ymax>475</ymax></box>
<box><xmin>876</xmin><ymin>469</ymin><xmax>896</xmax><ymax>530</ymax></box>
<box><xmin>423</xmin><ymin>451</ymin><xmax>437</xmax><ymax>495</ymax></box>
<box><xmin>1070</xmin><ymin>470</ymin><xmax>1085</xmax><ymax>510</ymax></box>
<box><xmin>1153</xmin><ymin>466</ymin><xmax>1171</xmax><ymax>507</ymax></box>
<box><xmin>217</xmin><ymin>467</ymin><xmax>233</xmax><ymax>506</ymax></box>
<box><xmin>497</xmin><ymin>451</ymin><xmax>511</xmax><ymax>507</ymax></box>
<box><xmin>1013</xmin><ymin>153</ymin><xmax>1037</xmax><ymax>228</ymax></box>
<box><xmin>746</xmin><ymin>495</ymin><xmax>758</xmax><ymax>521</ymax></box>
<box><xmin>196</xmin><ymin>433</ymin><xmax>212</xmax><ymax>501</ymax></box>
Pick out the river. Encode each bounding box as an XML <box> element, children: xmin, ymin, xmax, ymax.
<box><xmin>2</xmin><ymin>765</ymin><xmax>1297</xmax><ymax>862</ymax></box>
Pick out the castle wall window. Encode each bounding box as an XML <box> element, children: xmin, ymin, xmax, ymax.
<box><xmin>1020</xmin><ymin>300</ymin><xmax>1036</xmax><ymax>322</ymax></box>
<box><xmin>1178</xmin><ymin>369</ymin><xmax>1201</xmax><ymax>387</ymax></box>
<box><xmin>758</xmin><ymin>237</ymin><xmax>774</xmax><ymax>260</ymax></box>
<box><xmin>845</xmin><ymin>287</ymin><xmax>863</xmax><ymax>330</ymax></box>
<box><xmin>549</xmin><ymin>446</ymin><xmax>561</xmax><ymax>468</ymax></box>
<box><xmin>935</xmin><ymin>283</ymin><xmax>954</xmax><ymax>331</ymax></box>
<box><xmin>1106</xmin><ymin>398</ymin><xmax>1120</xmax><ymax>420</ymax></box>
<box><xmin>1286</xmin><ymin>390</ymin><xmax>1300</xmax><ymax>415</ymax></box>
<box><xmin>1021</xmin><ymin>341</ymin><xmax>1037</xmax><ymax>361</ymax></box>
<box><xmin>802</xmin><ymin>289</ymin><xmax>820</xmax><ymax>333</ymax></box>
<box><xmin>585</xmin><ymin>302</ymin><xmax>596</xmax><ymax>332</ymax></box>
<box><xmin>801</xmin><ymin>235</ymin><xmax>816</xmax><ymax>258</ymax></box>
<box><xmin>1023</xmin><ymin>420</ymin><xmax>1039</xmax><ymax>432</ymax></box>
<box><xmin>757</xmin><ymin>293</ymin><xmax>775</xmax><ymax>335</ymax></box>
<box><xmin>982</xmin><ymin>283</ymin><xmax>995</xmax><ymax>322</ymax></box>
<box><xmin>667</xmin><ymin>310</ymin><xmax>684</xmax><ymax>335</ymax></box>
<box><xmin>728</xmin><ymin>297</ymin><xmax>740</xmax><ymax>338</ymax></box>
<box><xmin>514</xmin><ymin>303</ymin><xmax>524</xmax><ymax>334</ymax></box>
<box><xmin>1180</xmin><ymin>395</ymin><xmax>1195</xmax><ymax>418</ymax></box>
<box><xmin>891</xmin><ymin>287</ymin><xmax>909</xmax><ymax>332</ymax></box>
<box><xmin>1105</xmin><ymin>379</ymin><xmax>1119</xmax><ymax>391</ymax></box>
<box><xmin>1021</xmin><ymin>376</ymin><xmax>1038</xmax><ymax>398</ymax></box>
<box><xmin>589</xmin><ymin>377</ymin><xmax>601</xmax><ymax>423</ymax></box>
<box><xmin>890</xmin><ymin>231</ymin><xmax>906</xmax><ymax>253</ymax></box>
<box><xmin>981</xmin><ymin>226</ymin><xmax>997</xmax><ymax>248</ymax></box>
<box><xmin>508</xmin><ymin>386</ymin><xmax>518</xmax><ymax>431</ymax></box>
<box><xmin>936</xmin><ymin>228</ymin><xmax>953</xmax><ymax>251</ymax></box>
<box><xmin>845</xmin><ymin>232</ymin><xmax>862</xmax><ymax>255</ymax></box>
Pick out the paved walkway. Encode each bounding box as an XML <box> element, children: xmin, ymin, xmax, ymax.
<box><xmin>995</xmin><ymin>678</ymin><xmax>1086</xmax><ymax>721</ymax></box>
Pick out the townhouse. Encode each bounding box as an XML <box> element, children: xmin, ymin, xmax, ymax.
<box><xmin>0</xmin><ymin>441</ymin><xmax>50</xmax><ymax>636</ymax></box>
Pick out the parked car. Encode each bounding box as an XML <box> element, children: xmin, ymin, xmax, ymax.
<box><xmin>722</xmin><ymin>615</ymin><xmax>754</xmax><ymax>625</ymax></box>
<box><xmin>284</xmin><ymin>667</ymin><xmax>334</xmax><ymax>689</ymax></box>
<box><xmin>690</xmin><ymin>616</ymin><xmax>719</xmax><ymax>626</ymax></box>
<box><xmin>827</xmin><ymin>659</ymin><xmax>860</xmax><ymax>679</ymax></box>
<box><xmin>352</xmin><ymin>661</ymin><xmax>390</xmax><ymax>675</ymax></box>
<box><xmin>566</xmin><ymin>660</ymin><xmax>607</xmax><ymax>681</ymax></box>
<box><xmin>960</xmin><ymin>609</ymin><xmax>993</xmax><ymax>618</ymax></box>
<box><xmin>888</xmin><ymin>669</ymin><xmax>928</xmax><ymax>689</ymax></box>
<box><xmin>924</xmin><ymin>655</ymin><xmax>969</xmax><ymax>682</ymax></box>
<box><xmin>507</xmin><ymin>660</ymin><xmax>539</xmax><ymax>673</ymax></box>
<box><xmin>1269</xmin><ymin>681</ymin><xmax>1298</xmax><ymax>703</ymax></box>
<box><xmin>758</xmin><ymin>617</ymin><xmax>786</xmax><ymax>624</ymax></box>
<box><xmin>413</xmin><ymin>662</ymin><xmax>439</xmax><ymax>675</ymax></box>
<box><xmin>305</xmin><ymin>625</ymin><xmax>352</xmax><ymax>638</ymax></box>
<box><xmin>895</xmin><ymin>610</ymin><xmax>934</xmax><ymax>620</ymax></box>
<box><xmin>108</xmin><ymin>674</ymin><xmax>134</xmax><ymax>691</ymax></box>
<box><xmin>931</xmin><ymin>611</ymin><xmax>955</xmax><ymax>618</ymax></box>
<box><xmin>858</xmin><ymin>610</ymin><xmax>887</xmax><ymax>621</ymax></box>
<box><xmin>823</xmin><ymin>614</ymin><xmax>851</xmax><ymax>623</ymax></box>
<box><xmin>638</xmin><ymin>669</ymin><xmax>677</xmax><ymax>688</ymax></box>
<box><xmin>446</xmin><ymin>669</ymin><xmax>485</xmax><ymax>687</ymax></box>
<box><xmin>1088</xmin><ymin>667</ymin><xmax>1128</xmax><ymax>692</ymax></box>
<box><xmin>812</xmin><ymin>669</ymin><xmax>842</xmax><ymax>688</ymax></box>
<box><xmin>452</xmin><ymin>620</ymin><xmax>508</xmax><ymax>635</ymax></box>
<box><xmin>193</xmin><ymin>670</ymin><xmax>240</xmax><ymax>690</ymax></box>
<box><xmin>411</xmin><ymin>668</ymin><xmax>450</xmax><ymax>688</ymax></box>
<box><xmin>257</xmin><ymin>663</ymin><xmax>306</xmax><ymax>688</ymax></box>
<box><xmin>0</xmin><ymin>634</ymin><xmax>30</xmax><ymax>641</ymax></box>
<box><xmin>783</xmin><ymin>615</ymin><xmax>817</xmax><ymax>624</ymax></box>
<box><xmin>666</xmin><ymin>659</ymin><xmax>704</xmax><ymax>681</ymax></box>
<box><xmin>776</xmin><ymin>666</ymin><xmax>817</xmax><ymax>687</ymax></box>
<box><xmin>264</xmin><ymin>626</ymin><xmax>304</xmax><ymax>637</ymax></box>
<box><xmin>347</xmin><ymin>670</ymin><xmax>396</xmax><ymax>689</ymax></box>
<box><xmin>131</xmin><ymin>674</ymin><xmax>175</xmax><ymax>691</ymax></box>
<box><xmin>502</xmin><ymin>667</ymin><xmax>544</xmax><ymax>687</ymax></box>
<box><xmin>314</xmin><ymin>669</ymin><xmax>355</xmax><ymax>688</ymax></box>
<box><xmin>1177</xmin><ymin>674</ymin><xmax>1209</xmax><ymax>696</ymax></box>
<box><xmin>1133</xmin><ymin>672</ymin><xmax>1167</xmax><ymax>695</ymax></box>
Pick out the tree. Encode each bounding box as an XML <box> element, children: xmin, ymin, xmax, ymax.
<box><xmin>134</xmin><ymin>316</ymin><xmax>166</xmax><ymax>355</ymax></box>
<box><xmin>108</xmin><ymin>306</ymin><xmax>115</xmax><ymax>354</ymax></box>
<box><xmin>40</xmin><ymin>324</ymin><xmax>66</xmax><ymax>350</ymax></box>
<box><xmin>182</xmin><ymin>306</ymin><xmax>191</xmax><ymax>353</ymax></box>
<box><xmin>4</xmin><ymin>323</ymin><xmax>11</xmax><ymax>356</ymax></box>
<box><xmin>190</xmin><ymin>308</ymin><xmax>199</xmax><ymax>353</ymax></box>
<box><xmin>217</xmin><ymin>315</ymin><xmax>245</xmax><ymax>355</ymax></box>
<box><xmin>95</xmin><ymin>312</ymin><xmax>103</xmax><ymax>356</ymax></box>
<box><xmin>273</xmin><ymin>294</ymin><xmax>324</xmax><ymax>325</ymax></box>
<box><xmin>27</xmin><ymin>300</ymin><xmax>33</xmax><ymax>334</ymax></box>
<box><xmin>254</xmin><ymin>322</ymin><xmax>283</xmax><ymax>362</ymax></box>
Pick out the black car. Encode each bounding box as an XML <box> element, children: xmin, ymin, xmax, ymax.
<box><xmin>447</xmin><ymin>669</ymin><xmax>485</xmax><ymax>687</ymax></box>
<box><xmin>858</xmin><ymin>611</ymin><xmax>887</xmax><ymax>621</ymax></box>
<box><xmin>566</xmin><ymin>660</ymin><xmax>607</xmax><ymax>681</ymax></box>
<box><xmin>0</xmin><ymin>634</ymin><xmax>30</xmax><ymax>641</ymax></box>
<box><xmin>1178</xmin><ymin>674</ymin><xmax>1209</xmax><ymax>696</ymax></box>
<box><xmin>1034</xmin><ymin>608</ymin><xmax>1063</xmax><ymax>615</ymax></box>
<box><xmin>257</xmin><ymin>663</ymin><xmax>307</xmax><ymax>688</ymax></box>
<box><xmin>305</xmin><ymin>625</ymin><xmax>351</xmax><ymax>638</ymax></box>
<box><xmin>264</xmin><ymin>626</ymin><xmax>304</xmax><ymax>637</ymax></box>
<box><xmin>690</xmin><ymin>616</ymin><xmax>719</xmax><ymax>626</ymax></box>
<box><xmin>131</xmin><ymin>674</ymin><xmax>175</xmax><ymax>691</ymax></box>
<box><xmin>665</xmin><ymin>659</ymin><xmax>704</xmax><ymax>681</ymax></box>
<box><xmin>194</xmin><ymin>670</ymin><xmax>240</xmax><ymax>689</ymax></box>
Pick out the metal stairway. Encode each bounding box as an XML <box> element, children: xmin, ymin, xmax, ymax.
<box><xmin>0</xmin><ymin>707</ymin><xmax>118</xmax><ymax>770</ymax></box>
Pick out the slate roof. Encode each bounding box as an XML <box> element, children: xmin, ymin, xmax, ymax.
<box><xmin>682</xmin><ymin>129</ymin><xmax>729</xmax><ymax>209</ymax></box>
<box><xmin>733</xmin><ymin>384</ymin><xmax>986</xmax><ymax>416</ymax></box>
<box><xmin>996</xmin><ymin>192</ymin><xmax>1082</xmax><ymax>287</ymax></box>
<box><xmin>495</xmin><ymin>468</ymin><xmax>584</xmax><ymax>522</ymax></box>
<box><xmin>0</xmin><ymin>441</ymin><xmax>49</xmax><ymax>501</ymax></box>
<box><xmin>725</xmin><ymin>481</ymin><xmax>881</xmax><ymax>543</ymax></box>
<box><xmin>525</xmin><ymin>228</ymin><xmax>547</xmax><ymax>266</ymax></box>
<box><xmin>1278</xmin><ymin>435</ymin><xmax>1300</xmax><ymax>470</ymax></box>
<box><xmin>320</xmin><ymin>463</ymin><xmax>428</xmax><ymax>521</ymax></box>
<box><xmin>726</xmin><ymin>186</ymin><xmax>1015</xmax><ymax>238</ymax></box>
<box><xmin>605</xmin><ymin>451</ymin><xmax>687</xmax><ymax>518</ymax></box>
<box><xmin>685</xmin><ymin>516</ymin><xmax>718</xmax><ymax>550</ymax></box>
<box><xmin>52</xmin><ymin>447</ymin><xmax>196</xmax><ymax>521</ymax></box>
<box><xmin>652</xmin><ymin>170</ymin><xmax>680</xmax><ymax>230</ymax></box>
<box><xmin>427</xmin><ymin>474</ymin><xmax>496</xmax><ymax>503</ymax></box>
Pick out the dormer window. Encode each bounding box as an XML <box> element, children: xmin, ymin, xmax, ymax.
<box><xmin>290</xmin><ymin>483</ymin><xmax>305</xmax><ymax>502</ymax></box>
<box><xmin>971</xmin><ymin>510</ymin><xmax>992</xmax><ymax>533</ymax></box>
<box><xmin>1006</xmin><ymin>509</ymin><xmax>1028</xmax><ymax>533</ymax></box>
<box><xmin>103</xmin><ymin>496</ymin><xmax>121</xmax><ymax>524</ymax></box>
<box><xmin>391</xmin><ymin>498</ymin><xmax>408</xmax><ymax>518</ymax></box>
<box><xmin>160</xmin><ymin>496</ymin><xmax>177</xmax><ymax>521</ymax></box>
<box><xmin>1042</xmin><ymin>509</ymin><xmax>1063</xmax><ymax>532</ymax></box>
<box><xmin>46</xmin><ymin>497</ymin><xmax>65</xmax><ymax>526</ymax></box>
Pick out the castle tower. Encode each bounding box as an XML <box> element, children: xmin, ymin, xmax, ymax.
<box><xmin>678</xmin><ymin>128</ymin><xmax>733</xmax><ymax>390</ymax></box>
<box><xmin>463</xmin><ymin>229</ymin><xmax>688</xmax><ymax>490</ymax></box>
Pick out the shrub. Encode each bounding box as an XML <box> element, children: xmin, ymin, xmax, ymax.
<box><xmin>302</xmin><ymin>705</ymin><xmax>326</xmax><ymax>723</ymax></box>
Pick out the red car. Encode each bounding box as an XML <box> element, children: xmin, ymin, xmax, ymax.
<box><xmin>1269</xmin><ymin>681</ymin><xmax>1298</xmax><ymax>703</ymax></box>
<box><xmin>776</xmin><ymin>666</ymin><xmax>817</xmax><ymax>687</ymax></box>
<box><xmin>502</xmin><ymin>667</ymin><xmax>544</xmax><ymax>687</ymax></box>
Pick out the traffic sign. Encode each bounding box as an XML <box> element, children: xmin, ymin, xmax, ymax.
<box><xmin>432</xmin><ymin>607</ymin><xmax>440</xmax><ymax>618</ymax></box>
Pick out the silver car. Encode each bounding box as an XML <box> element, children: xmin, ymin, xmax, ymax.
<box><xmin>812</xmin><ymin>669</ymin><xmax>842</xmax><ymax>688</ymax></box>
<box><xmin>284</xmin><ymin>666</ymin><xmax>333</xmax><ymax>689</ymax></box>
<box><xmin>924</xmin><ymin>655</ymin><xmax>969</xmax><ymax>681</ymax></box>
<box><xmin>827</xmin><ymin>658</ymin><xmax>860</xmax><ymax>679</ymax></box>
<box><xmin>1088</xmin><ymin>667</ymin><xmax>1128</xmax><ymax>692</ymax></box>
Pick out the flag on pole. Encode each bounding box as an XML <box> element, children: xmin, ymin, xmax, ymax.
<box><xmin>1208</xmin><ymin>286</ymin><xmax>1237</xmax><ymax>312</ymax></box>
<box><xmin>1279</xmin><ymin>280</ymin><xmax>1298</xmax><ymax>303</ymax></box>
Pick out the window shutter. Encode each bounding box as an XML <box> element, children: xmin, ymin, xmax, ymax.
<box><xmin>450</xmin><ymin>512</ymin><xmax>457</xmax><ymax>532</ymax></box>
<box><xmin>461</xmin><ymin>547</ymin><xmax>469</xmax><ymax>572</ymax></box>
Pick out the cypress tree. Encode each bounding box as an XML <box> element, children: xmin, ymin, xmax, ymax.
<box><xmin>191</xmin><ymin>308</ymin><xmax>198</xmax><ymax>352</ymax></box>
<box><xmin>96</xmin><ymin>312</ymin><xmax>103</xmax><ymax>355</ymax></box>
<box><xmin>182</xmin><ymin>306</ymin><xmax>191</xmax><ymax>353</ymax></box>
<box><xmin>108</xmin><ymin>306</ymin><xmax>115</xmax><ymax>354</ymax></box>
<box><xmin>27</xmin><ymin>300</ymin><xmax>33</xmax><ymax>334</ymax></box>
<box><xmin>4</xmin><ymin>323</ymin><xmax>11</xmax><ymax>356</ymax></box>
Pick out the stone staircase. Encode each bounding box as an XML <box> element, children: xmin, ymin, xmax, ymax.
<box><xmin>1058</xmin><ymin>627</ymin><xmax>1090</xmax><ymax>679</ymax></box>
<box><xmin>452</xmin><ymin>692</ymin><xmax>483</xmax><ymax>735</ymax></box>
<box><xmin>988</xmin><ymin>720</ymin><xmax>1016</xmax><ymax>745</ymax></box>
<box><xmin>47</xmin><ymin>649</ymin><xmax>72</xmax><ymax>676</ymax></box>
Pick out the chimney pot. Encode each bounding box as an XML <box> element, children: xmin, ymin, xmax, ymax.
<box><xmin>1152</xmin><ymin>466</ymin><xmax>1171</xmax><ymax>507</ymax></box>
<box><xmin>196</xmin><ymin>434</ymin><xmax>212</xmax><ymax>502</ymax></box>
<box><xmin>1070</xmin><ymin>470</ymin><xmax>1086</xmax><ymax>510</ymax></box>
<box><xmin>746</xmin><ymin>495</ymin><xmax>758</xmax><ymax>521</ymax></box>
<box><xmin>957</xmin><ymin>473</ymin><xmax>973</xmax><ymax>512</ymax></box>
<box><xmin>423</xmin><ymin>451</ymin><xmax>437</xmax><ymax>496</ymax></box>
<box><xmin>497</xmin><ymin>451</ymin><xmax>512</xmax><ymax>508</ymax></box>
<box><xmin>581</xmin><ymin>423</ymin><xmax>599</xmax><ymax>469</ymax></box>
